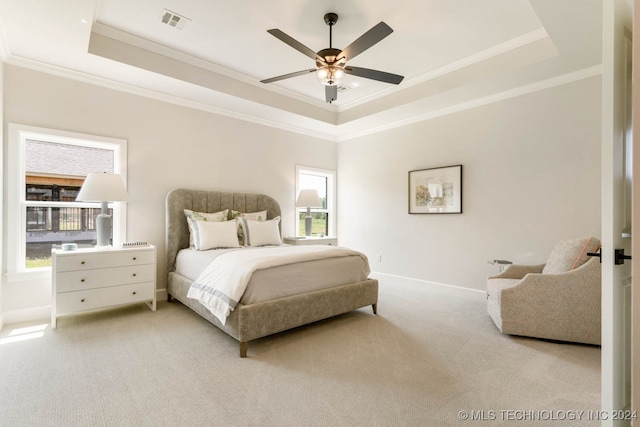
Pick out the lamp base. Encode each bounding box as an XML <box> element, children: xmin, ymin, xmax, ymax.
<box><xmin>304</xmin><ymin>214</ymin><xmax>312</xmax><ymax>237</ymax></box>
<box><xmin>95</xmin><ymin>201</ymin><xmax>112</xmax><ymax>247</ymax></box>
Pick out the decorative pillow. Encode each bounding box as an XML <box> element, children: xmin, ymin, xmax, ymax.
<box><xmin>184</xmin><ymin>209</ymin><xmax>229</xmax><ymax>222</ymax></box>
<box><xmin>237</xmin><ymin>216</ymin><xmax>282</xmax><ymax>247</ymax></box>
<box><xmin>542</xmin><ymin>236</ymin><xmax>601</xmax><ymax>274</ymax></box>
<box><xmin>188</xmin><ymin>218</ymin><xmax>240</xmax><ymax>251</ymax></box>
<box><xmin>184</xmin><ymin>209</ymin><xmax>228</xmax><ymax>249</ymax></box>
<box><xmin>230</xmin><ymin>210</ymin><xmax>267</xmax><ymax>221</ymax></box>
<box><xmin>231</xmin><ymin>210</ymin><xmax>267</xmax><ymax>245</ymax></box>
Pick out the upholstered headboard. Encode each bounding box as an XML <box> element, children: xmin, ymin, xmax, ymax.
<box><xmin>165</xmin><ymin>188</ymin><xmax>281</xmax><ymax>272</ymax></box>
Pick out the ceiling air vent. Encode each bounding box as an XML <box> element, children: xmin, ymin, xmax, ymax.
<box><xmin>160</xmin><ymin>9</ymin><xmax>191</xmax><ymax>30</ymax></box>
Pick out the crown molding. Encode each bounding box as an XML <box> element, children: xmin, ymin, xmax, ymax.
<box><xmin>2</xmin><ymin>50</ymin><xmax>602</xmax><ymax>143</ymax></box>
<box><xmin>336</xmin><ymin>65</ymin><xmax>602</xmax><ymax>141</ymax></box>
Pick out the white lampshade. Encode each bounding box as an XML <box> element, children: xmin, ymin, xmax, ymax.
<box><xmin>296</xmin><ymin>189</ymin><xmax>322</xmax><ymax>208</ymax></box>
<box><xmin>76</xmin><ymin>172</ymin><xmax>127</xmax><ymax>247</ymax></box>
<box><xmin>76</xmin><ymin>172</ymin><xmax>128</xmax><ymax>202</ymax></box>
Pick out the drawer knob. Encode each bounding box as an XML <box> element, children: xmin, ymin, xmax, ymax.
<box><xmin>133</xmin><ymin>257</ymin><xmax>137</xmax><ymax>261</ymax></box>
<box><xmin>132</xmin><ymin>291</ymin><xmax>137</xmax><ymax>295</ymax></box>
<box><xmin>81</xmin><ymin>261</ymin><xmax>85</xmax><ymax>265</ymax></box>
<box><xmin>81</xmin><ymin>298</ymin><xmax>85</xmax><ymax>303</ymax></box>
<box><xmin>132</xmin><ymin>273</ymin><xmax>137</xmax><ymax>277</ymax></box>
<box><xmin>81</xmin><ymin>279</ymin><xmax>85</xmax><ymax>283</ymax></box>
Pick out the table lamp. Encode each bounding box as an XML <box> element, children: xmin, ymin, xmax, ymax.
<box><xmin>76</xmin><ymin>172</ymin><xmax>128</xmax><ymax>247</ymax></box>
<box><xmin>296</xmin><ymin>189</ymin><xmax>322</xmax><ymax>237</ymax></box>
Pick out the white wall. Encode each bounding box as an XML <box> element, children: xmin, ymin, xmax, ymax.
<box><xmin>2</xmin><ymin>64</ymin><xmax>335</xmax><ymax>319</ymax></box>
<box><xmin>337</xmin><ymin>76</ymin><xmax>602</xmax><ymax>291</ymax></box>
<box><xmin>0</xmin><ymin>60</ymin><xmax>4</xmax><ymax>329</ymax></box>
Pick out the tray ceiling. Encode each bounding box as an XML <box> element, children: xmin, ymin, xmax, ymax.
<box><xmin>0</xmin><ymin>0</ymin><xmax>602</xmax><ymax>140</ymax></box>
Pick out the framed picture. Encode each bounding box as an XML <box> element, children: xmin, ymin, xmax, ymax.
<box><xmin>408</xmin><ymin>165</ymin><xmax>462</xmax><ymax>214</ymax></box>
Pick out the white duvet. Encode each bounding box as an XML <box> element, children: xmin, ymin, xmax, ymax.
<box><xmin>186</xmin><ymin>245</ymin><xmax>368</xmax><ymax>325</ymax></box>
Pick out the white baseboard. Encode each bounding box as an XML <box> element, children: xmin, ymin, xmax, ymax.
<box><xmin>369</xmin><ymin>271</ymin><xmax>487</xmax><ymax>295</ymax></box>
<box><xmin>0</xmin><ymin>279</ymin><xmax>480</xmax><ymax>329</ymax></box>
<box><xmin>2</xmin><ymin>305</ymin><xmax>50</xmax><ymax>327</ymax></box>
<box><xmin>1</xmin><ymin>289</ymin><xmax>169</xmax><ymax>329</ymax></box>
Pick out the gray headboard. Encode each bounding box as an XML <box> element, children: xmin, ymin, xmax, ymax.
<box><xmin>165</xmin><ymin>188</ymin><xmax>282</xmax><ymax>272</ymax></box>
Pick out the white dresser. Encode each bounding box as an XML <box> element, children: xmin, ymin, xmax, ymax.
<box><xmin>52</xmin><ymin>245</ymin><xmax>157</xmax><ymax>328</ymax></box>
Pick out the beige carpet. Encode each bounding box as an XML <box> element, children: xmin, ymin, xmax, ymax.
<box><xmin>0</xmin><ymin>279</ymin><xmax>600</xmax><ymax>426</ymax></box>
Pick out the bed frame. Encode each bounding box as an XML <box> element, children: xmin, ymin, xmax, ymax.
<box><xmin>165</xmin><ymin>188</ymin><xmax>378</xmax><ymax>357</ymax></box>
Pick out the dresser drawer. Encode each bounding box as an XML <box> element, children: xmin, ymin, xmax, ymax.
<box><xmin>55</xmin><ymin>249</ymin><xmax>155</xmax><ymax>273</ymax></box>
<box><xmin>56</xmin><ymin>264</ymin><xmax>156</xmax><ymax>293</ymax></box>
<box><xmin>56</xmin><ymin>282</ymin><xmax>155</xmax><ymax>314</ymax></box>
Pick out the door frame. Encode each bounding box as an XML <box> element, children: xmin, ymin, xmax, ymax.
<box><xmin>603</xmin><ymin>0</ymin><xmax>634</xmax><ymax>424</ymax></box>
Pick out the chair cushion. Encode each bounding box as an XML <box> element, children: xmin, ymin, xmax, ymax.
<box><xmin>542</xmin><ymin>236</ymin><xmax>601</xmax><ymax>274</ymax></box>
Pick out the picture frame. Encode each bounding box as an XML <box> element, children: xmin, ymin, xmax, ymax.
<box><xmin>408</xmin><ymin>165</ymin><xmax>462</xmax><ymax>214</ymax></box>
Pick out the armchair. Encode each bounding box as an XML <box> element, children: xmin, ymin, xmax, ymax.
<box><xmin>486</xmin><ymin>237</ymin><xmax>601</xmax><ymax>345</ymax></box>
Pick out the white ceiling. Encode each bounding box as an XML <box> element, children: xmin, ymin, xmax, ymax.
<box><xmin>0</xmin><ymin>0</ymin><xmax>602</xmax><ymax>140</ymax></box>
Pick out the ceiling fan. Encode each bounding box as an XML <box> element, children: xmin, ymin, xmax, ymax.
<box><xmin>261</xmin><ymin>13</ymin><xmax>404</xmax><ymax>103</ymax></box>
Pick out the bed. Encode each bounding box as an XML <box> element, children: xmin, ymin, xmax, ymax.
<box><xmin>165</xmin><ymin>188</ymin><xmax>378</xmax><ymax>357</ymax></box>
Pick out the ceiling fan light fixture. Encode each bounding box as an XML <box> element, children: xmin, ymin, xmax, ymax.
<box><xmin>316</xmin><ymin>65</ymin><xmax>344</xmax><ymax>86</ymax></box>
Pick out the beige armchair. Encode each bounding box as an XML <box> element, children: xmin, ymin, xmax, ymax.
<box><xmin>487</xmin><ymin>237</ymin><xmax>601</xmax><ymax>345</ymax></box>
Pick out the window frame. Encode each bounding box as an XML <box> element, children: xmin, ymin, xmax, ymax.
<box><xmin>295</xmin><ymin>165</ymin><xmax>336</xmax><ymax>237</ymax></box>
<box><xmin>7</xmin><ymin>123</ymin><xmax>127</xmax><ymax>280</ymax></box>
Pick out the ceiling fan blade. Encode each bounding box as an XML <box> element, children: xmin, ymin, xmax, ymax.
<box><xmin>261</xmin><ymin>69</ymin><xmax>317</xmax><ymax>84</ymax></box>
<box><xmin>267</xmin><ymin>29</ymin><xmax>326</xmax><ymax>63</ymax></box>
<box><xmin>325</xmin><ymin>85</ymin><xmax>338</xmax><ymax>103</ymax></box>
<box><xmin>338</xmin><ymin>22</ymin><xmax>393</xmax><ymax>62</ymax></box>
<box><xmin>345</xmin><ymin>66</ymin><xmax>404</xmax><ymax>84</ymax></box>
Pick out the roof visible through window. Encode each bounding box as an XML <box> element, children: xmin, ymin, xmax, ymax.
<box><xmin>25</xmin><ymin>139</ymin><xmax>114</xmax><ymax>176</ymax></box>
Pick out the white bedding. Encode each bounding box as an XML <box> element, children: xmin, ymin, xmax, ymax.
<box><xmin>175</xmin><ymin>248</ymin><xmax>238</xmax><ymax>281</ymax></box>
<box><xmin>186</xmin><ymin>245</ymin><xmax>370</xmax><ymax>324</ymax></box>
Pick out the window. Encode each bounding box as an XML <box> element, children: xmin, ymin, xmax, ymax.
<box><xmin>295</xmin><ymin>166</ymin><xmax>336</xmax><ymax>237</ymax></box>
<box><xmin>8</xmin><ymin>124</ymin><xmax>127</xmax><ymax>275</ymax></box>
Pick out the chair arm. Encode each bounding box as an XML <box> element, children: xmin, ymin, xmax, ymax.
<box><xmin>489</xmin><ymin>263</ymin><xmax>545</xmax><ymax>280</ymax></box>
<box><xmin>499</xmin><ymin>257</ymin><xmax>601</xmax><ymax>343</ymax></box>
<box><xmin>509</xmin><ymin>257</ymin><xmax>600</xmax><ymax>293</ymax></box>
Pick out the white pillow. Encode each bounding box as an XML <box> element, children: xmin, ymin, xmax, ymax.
<box><xmin>184</xmin><ymin>209</ymin><xmax>228</xmax><ymax>249</ymax></box>
<box><xmin>189</xmin><ymin>218</ymin><xmax>240</xmax><ymax>250</ymax></box>
<box><xmin>238</xmin><ymin>216</ymin><xmax>282</xmax><ymax>247</ymax></box>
